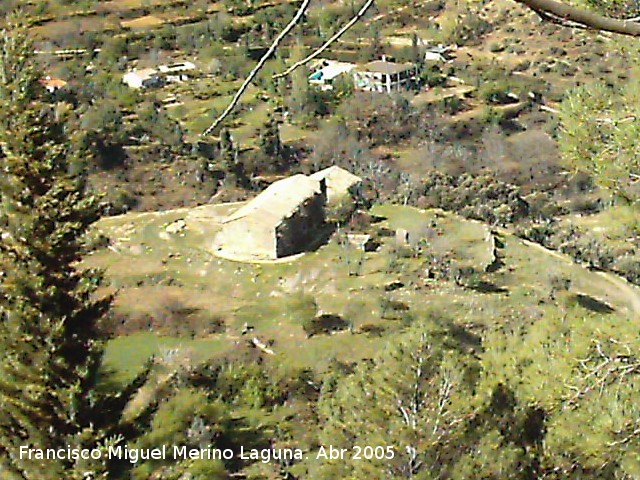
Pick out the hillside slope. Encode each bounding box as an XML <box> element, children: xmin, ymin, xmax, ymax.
<box><xmin>88</xmin><ymin>203</ymin><xmax>640</xmax><ymax>384</ymax></box>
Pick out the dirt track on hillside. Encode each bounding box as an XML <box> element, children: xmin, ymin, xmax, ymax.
<box><xmin>519</xmin><ymin>237</ymin><xmax>640</xmax><ymax>318</ymax></box>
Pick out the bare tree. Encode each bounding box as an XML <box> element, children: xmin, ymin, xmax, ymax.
<box><xmin>515</xmin><ymin>0</ymin><xmax>640</xmax><ymax>35</ymax></box>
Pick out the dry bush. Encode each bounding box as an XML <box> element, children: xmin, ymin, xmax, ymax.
<box><xmin>103</xmin><ymin>310</ymin><xmax>153</xmax><ymax>336</ymax></box>
<box><xmin>302</xmin><ymin>314</ymin><xmax>350</xmax><ymax>338</ymax></box>
<box><xmin>104</xmin><ymin>296</ymin><xmax>226</xmax><ymax>338</ymax></box>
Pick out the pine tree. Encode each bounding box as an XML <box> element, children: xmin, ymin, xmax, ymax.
<box><xmin>219</xmin><ymin>127</ymin><xmax>237</xmax><ymax>172</ymax></box>
<box><xmin>219</xmin><ymin>127</ymin><xmax>246</xmax><ymax>187</ymax></box>
<box><xmin>559</xmin><ymin>79</ymin><xmax>640</xmax><ymax>203</ymax></box>
<box><xmin>312</xmin><ymin>324</ymin><xmax>479</xmax><ymax>479</ymax></box>
<box><xmin>287</xmin><ymin>43</ymin><xmax>310</xmax><ymax>119</ymax></box>
<box><xmin>0</xmin><ymin>17</ymin><xmax>133</xmax><ymax>480</ymax></box>
<box><xmin>258</xmin><ymin>113</ymin><xmax>285</xmax><ymax>171</ymax></box>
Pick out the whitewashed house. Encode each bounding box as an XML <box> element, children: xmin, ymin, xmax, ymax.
<box><xmin>158</xmin><ymin>61</ymin><xmax>197</xmax><ymax>83</ymax></box>
<box><xmin>308</xmin><ymin>60</ymin><xmax>356</xmax><ymax>91</ymax></box>
<box><xmin>122</xmin><ymin>68</ymin><xmax>163</xmax><ymax>89</ymax></box>
<box><xmin>353</xmin><ymin>57</ymin><xmax>418</xmax><ymax>93</ymax></box>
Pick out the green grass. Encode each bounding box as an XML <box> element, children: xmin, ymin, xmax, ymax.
<box><xmin>91</xmin><ymin>203</ymin><xmax>640</xmax><ymax>387</ymax></box>
<box><xmin>102</xmin><ymin>332</ymin><xmax>227</xmax><ymax>385</ymax></box>
<box><xmin>564</xmin><ymin>205</ymin><xmax>640</xmax><ymax>241</ymax></box>
<box><xmin>164</xmin><ymin>82</ymin><xmax>268</xmax><ymax>141</ymax></box>
<box><xmin>279</xmin><ymin>122</ymin><xmax>313</xmax><ymax>143</ymax></box>
<box><xmin>92</xmin><ymin>204</ymin><xmax>486</xmax><ymax>382</ymax></box>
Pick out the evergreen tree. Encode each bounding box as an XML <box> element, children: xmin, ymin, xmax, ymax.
<box><xmin>411</xmin><ymin>32</ymin><xmax>422</xmax><ymax>64</ymax></box>
<box><xmin>312</xmin><ymin>324</ymin><xmax>480</xmax><ymax>479</ymax></box>
<box><xmin>0</xmin><ymin>17</ymin><xmax>140</xmax><ymax>480</ymax></box>
<box><xmin>309</xmin><ymin>307</ymin><xmax>640</xmax><ymax>479</ymax></box>
<box><xmin>258</xmin><ymin>113</ymin><xmax>285</xmax><ymax>171</ymax></box>
<box><xmin>560</xmin><ymin>77</ymin><xmax>640</xmax><ymax>203</ymax></box>
<box><xmin>219</xmin><ymin>128</ymin><xmax>246</xmax><ymax>187</ymax></box>
<box><xmin>219</xmin><ymin>127</ymin><xmax>237</xmax><ymax>171</ymax></box>
<box><xmin>287</xmin><ymin>43</ymin><xmax>311</xmax><ymax>120</ymax></box>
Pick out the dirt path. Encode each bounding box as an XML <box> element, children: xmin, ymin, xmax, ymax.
<box><xmin>594</xmin><ymin>271</ymin><xmax>640</xmax><ymax>316</ymax></box>
<box><xmin>518</xmin><ymin>237</ymin><xmax>640</xmax><ymax>318</ymax></box>
<box><xmin>519</xmin><ymin>237</ymin><xmax>571</xmax><ymax>263</ymax></box>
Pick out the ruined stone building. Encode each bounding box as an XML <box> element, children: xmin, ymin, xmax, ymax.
<box><xmin>214</xmin><ymin>174</ymin><xmax>326</xmax><ymax>260</ymax></box>
<box><xmin>214</xmin><ymin>166</ymin><xmax>362</xmax><ymax>260</ymax></box>
<box><xmin>309</xmin><ymin>165</ymin><xmax>362</xmax><ymax>206</ymax></box>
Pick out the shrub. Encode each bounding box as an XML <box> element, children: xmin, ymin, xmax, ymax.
<box><xmin>379</xmin><ymin>295</ymin><xmax>411</xmax><ymax>320</ymax></box>
<box><xmin>303</xmin><ymin>314</ymin><xmax>350</xmax><ymax>337</ymax></box>
<box><xmin>442</xmin><ymin>96</ymin><xmax>466</xmax><ymax>115</ymax></box>
<box><xmin>421</xmin><ymin>66</ymin><xmax>447</xmax><ymax>88</ymax></box>
<box><xmin>358</xmin><ymin>324</ymin><xmax>386</xmax><ymax>336</ymax></box>
<box><xmin>417</xmin><ymin>171</ymin><xmax>531</xmax><ymax>225</ymax></box>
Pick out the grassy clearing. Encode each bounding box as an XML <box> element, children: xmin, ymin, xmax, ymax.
<box><xmin>90</xmin><ymin>201</ymin><xmax>640</xmax><ymax>388</ymax></box>
<box><xmin>32</xmin><ymin>16</ymin><xmax>113</xmax><ymax>38</ymax></box>
<box><xmin>165</xmin><ymin>83</ymin><xmax>266</xmax><ymax>140</ymax></box>
<box><xmin>563</xmin><ymin>205</ymin><xmax>640</xmax><ymax>241</ymax></box>
<box><xmin>279</xmin><ymin>122</ymin><xmax>314</xmax><ymax>144</ymax></box>
<box><xmin>92</xmin><ymin>204</ymin><xmax>488</xmax><ymax>381</ymax></box>
<box><xmin>102</xmin><ymin>332</ymin><xmax>230</xmax><ymax>385</ymax></box>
